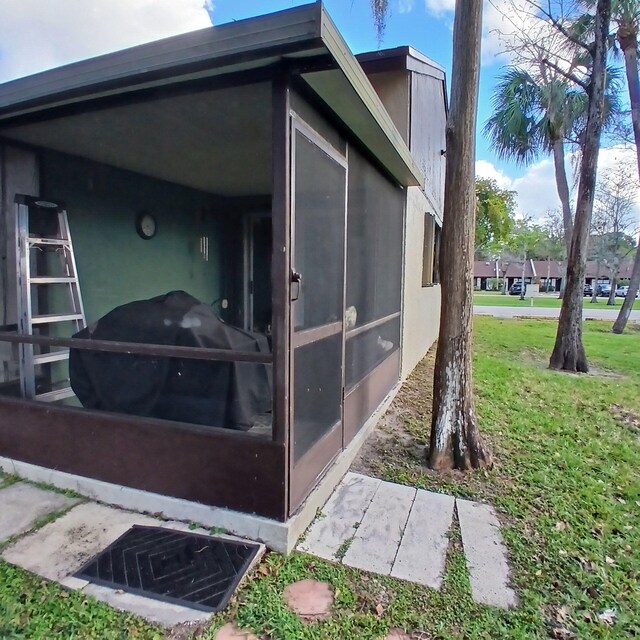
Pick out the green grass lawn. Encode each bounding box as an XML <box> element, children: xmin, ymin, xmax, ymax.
<box><xmin>1</xmin><ymin>318</ymin><xmax>639</xmax><ymax>639</ymax></box>
<box><xmin>474</xmin><ymin>291</ymin><xmax>640</xmax><ymax>310</ymax></box>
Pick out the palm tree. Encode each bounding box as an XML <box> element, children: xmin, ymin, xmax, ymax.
<box><xmin>484</xmin><ymin>68</ymin><xmax>586</xmax><ymax>259</ymax></box>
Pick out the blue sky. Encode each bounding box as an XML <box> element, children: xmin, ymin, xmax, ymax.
<box><xmin>209</xmin><ymin>0</ymin><xmax>502</xmax><ymax>170</ymax></box>
<box><xmin>0</xmin><ymin>0</ymin><xmax>636</xmax><ymax>222</ymax></box>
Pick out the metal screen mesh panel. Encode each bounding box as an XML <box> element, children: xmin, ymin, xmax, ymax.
<box><xmin>345</xmin><ymin>317</ymin><xmax>401</xmax><ymax>390</ymax></box>
<box><xmin>292</xmin><ymin>131</ymin><xmax>345</xmax><ymax>331</ymax></box>
<box><xmin>346</xmin><ymin>147</ymin><xmax>403</xmax><ymax>329</ymax></box>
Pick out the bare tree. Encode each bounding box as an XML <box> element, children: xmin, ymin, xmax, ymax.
<box><xmin>550</xmin><ymin>0</ymin><xmax>612</xmax><ymax>372</ymax></box>
<box><xmin>593</xmin><ymin>161</ymin><xmax>638</xmax><ymax>304</ymax></box>
<box><xmin>428</xmin><ymin>0</ymin><xmax>491</xmax><ymax>470</ymax></box>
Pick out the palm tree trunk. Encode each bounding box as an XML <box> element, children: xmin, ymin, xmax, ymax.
<box><xmin>550</xmin><ymin>0</ymin><xmax>611</xmax><ymax>372</ymax></box>
<box><xmin>428</xmin><ymin>0</ymin><xmax>490</xmax><ymax>470</ymax></box>
<box><xmin>613</xmin><ymin>22</ymin><xmax>640</xmax><ymax>332</ymax></box>
<box><xmin>552</xmin><ymin>138</ymin><xmax>574</xmax><ymax>257</ymax></box>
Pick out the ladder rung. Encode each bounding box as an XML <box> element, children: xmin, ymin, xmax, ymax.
<box><xmin>31</xmin><ymin>313</ymin><xmax>84</xmax><ymax>324</ymax></box>
<box><xmin>36</xmin><ymin>387</ymin><xmax>75</xmax><ymax>402</ymax></box>
<box><xmin>27</xmin><ymin>237</ymin><xmax>70</xmax><ymax>247</ymax></box>
<box><xmin>34</xmin><ymin>350</ymin><xmax>70</xmax><ymax>365</ymax></box>
<box><xmin>30</xmin><ymin>277</ymin><xmax>77</xmax><ymax>284</ymax></box>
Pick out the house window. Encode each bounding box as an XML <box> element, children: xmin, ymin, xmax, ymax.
<box><xmin>422</xmin><ymin>213</ymin><xmax>436</xmax><ymax>286</ymax></box>
<box><xmin>433</xmin><ymin>222</ymin><xmax>441</xmax><ymax>284</ymax></box>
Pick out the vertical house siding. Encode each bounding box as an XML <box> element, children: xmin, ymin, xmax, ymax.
<box><xmin>410</xmin><ymin>71</ymin><xmax>446</xmax><ymax>211</ymax></box>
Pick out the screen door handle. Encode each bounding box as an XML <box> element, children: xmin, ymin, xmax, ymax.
<box><xmin>291</xmin><ymin>270</ymin><xmax>302</xmax><ymax>301</ymax></box>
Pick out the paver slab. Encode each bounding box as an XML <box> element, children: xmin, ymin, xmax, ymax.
<box><xmin>297</xmin><ymin>472</ymin><xmax>380</xmax><ymax>560</ymax></box>
<box><xmin>391</xmin><ymin>490</ymin><xmax>455</xmax><ymax>588</ymax></box>
<box><xmin>0</xmin><ymin>482</ymin><xmax>80</xmax><ymax>543</ymax></box>
<box><xmin>457</xmin><ymin>499</ymin><xmax>518</xmax><ymax>609</ymax></box>
<box><xmin>2</xmin><ymin>502</ymin><xmax>159</xmax><ymax>582</ymax></box>
<box><xmin>343</xmin><ymin>480</ymin><xmax>415</xmax><ymax>574</ymax></box>
<box><xmin>82</xmin><ymin>583</ymin><xmax>212</xmax><ymax>627</ymax></box>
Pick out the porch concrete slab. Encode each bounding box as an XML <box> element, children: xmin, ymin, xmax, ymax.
<box><xmin>297</xmin><ymin>472</ymin><xmax>380</xmax><ymax>560</ymax></box>
<box><xmin>390</xmin><ymin>490</ymin><xmax>455</xmax><ymax>588</ymax></box>
<box><xmin>457</xmin><ymin>499</ymin><xmax>518</xmax><ymax>609</ymax></box>
<box><xmin>1</xmin><ymin>502</ymin><xmax>159</xmax><ymax>582</ymax></box>
<box><xmin>81</xmin><ymin>583</ymin><xmax>212</xmax><ymax>627</ymax></box>
<box><xmin>0</xmin><ymin>482</ymin><xmax>81</xmax><ymax>543</ymax></box>
<box><xmin>342</xmin><ymin>480</ymin><xmax>415</xmax><ymax>574</ymax></box>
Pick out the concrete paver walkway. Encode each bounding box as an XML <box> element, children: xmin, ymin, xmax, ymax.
<box><xmin>299</xmin><ymin>472</ymin><xmax>517</xmax><ymax>609</ymax></box>
<box><xmin>0</xmin><ymin>468</ymin><xmax>517</xmax><ymax>631</ymax></box>
<box><xmin>0</xmin><ymin>482</ymin><xmax>80</xmax><ymax>543</ymax></box>
<box><xmin>0</xmin><ymin>481</ymin><xmax>264</xmax><ymax>627</ymax></box>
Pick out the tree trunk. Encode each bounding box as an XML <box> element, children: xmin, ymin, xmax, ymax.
<box><xmin>608</xmin><ymin>276</ymin><xmax>616</xmax><ymax>305</ymax></box>
<box><xmin>552</xmin><ymin>138</ymin><xmax>574</xmax><ymax>257</ymax></box>
<box><xmin>549</xmin><ymin>0</ymin><xmax>611</xmax><ymax>373</ymax></box>
<box><xmin>613</xmin><ymin>22</ymin><xmax>640</xmax><ymax>333</ymax></box>
<box><xmin>613</xmin><ymin>236</ymin><xmax>640</xmax><ymax>333</ymax></box>
<box><xmin>591</xmin><ymin>261</ymin><xmax>600</xmax><ymax>303</ymax></box>
<box><xmin>428</xmin><ymin>0</ymin><xmax>490</xmax><ymax>470</ymax></box>
<box><xmin>520</xmin><ymin>259</ymin><xmax>526</xmax><ymax>300</ymax></box>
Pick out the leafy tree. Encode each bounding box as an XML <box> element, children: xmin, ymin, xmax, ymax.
<box><xmin>475</xmin><ymin>178</ymin><xmax>516</xmax><ymax>254</ymax></box>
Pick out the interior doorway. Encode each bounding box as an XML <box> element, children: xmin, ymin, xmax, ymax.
<box><xmin>243</xmin><ymin>214</ymin><xmax>272</xmax><ymax>335</ymax></box>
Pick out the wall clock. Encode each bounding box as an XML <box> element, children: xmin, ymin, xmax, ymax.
<box><xmin>135</xmin><ymin>211</ymin><xmax>157</xmax><ymax>239</ymax></box>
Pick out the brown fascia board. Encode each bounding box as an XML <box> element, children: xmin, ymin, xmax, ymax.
<box><xmin>0</xmin><ymin>3</ymin><xmax>325</xmax><ymax>121</ymax></box>
<box><xmin>357</xmin><ymin>46</ymin><xmax>445</xmax><ymax>81</ymax></box>
<box><xmin>316</xmin><ymin>8</ymin><xmax>423</xmax><ymax>187</ymax></box>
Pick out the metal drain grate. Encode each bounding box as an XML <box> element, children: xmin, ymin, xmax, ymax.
<box><xmin>75</xmin><ymin>525</ymin><xmax>260</xmax><ymax>612</ymax></box>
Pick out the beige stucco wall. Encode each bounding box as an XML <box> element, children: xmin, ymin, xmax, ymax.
<box><xmin>401</xmin><ymin>185</ymin><xmax>441</xmax><ymax>379</ymax></box>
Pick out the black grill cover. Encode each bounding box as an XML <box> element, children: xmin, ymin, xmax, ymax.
<box><xmin>69</xmin><ymin>291</ymin><xmax>271</xmax><ymax>430</ymax></box>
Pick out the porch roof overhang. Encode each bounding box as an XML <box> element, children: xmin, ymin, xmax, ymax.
<box><xmin>0</xmin><ymin>3</ymin><xmax>423</xmax><ymax>189</ymax></box>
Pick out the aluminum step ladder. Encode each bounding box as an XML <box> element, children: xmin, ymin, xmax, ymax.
<box><xmin>15</xmin><ymin>195</ymin><xmax>86</xmax><ymax>401</ymax></box>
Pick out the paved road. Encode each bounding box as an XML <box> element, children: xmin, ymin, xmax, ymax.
<box><xmin>474</xmin><ymin>305</ymin><xmax>640</xmax><ymax>322</ymax></box>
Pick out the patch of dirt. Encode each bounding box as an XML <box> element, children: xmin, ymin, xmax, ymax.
<box><xmin>611</xmin><ymin>404</ymin><xmax>640</xmax><ymax>443</ymax></box>
<box><xmin>520</xmin><ymin>349</ymin><xmax>624</xmax><ymax>379</ymax></box>
<box><xmin>350</xmin><ymin>347</ymin><xmax>435</xmax><ymax>477</ymax></box>
<box><xmin>166</xmin><ymin>620</ymin><xmax>210</xmax><ymax>640</ymax></box>
<box><xmin>349</xmin><ymin>347</ymin><xmax>498</xmax><ymax>502</ymax></box>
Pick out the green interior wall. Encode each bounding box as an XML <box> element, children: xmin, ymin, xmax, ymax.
<box><xmin>40</xmin><ymin>151</ymin><xmax>223</xmax><ymax>324</ymax></box>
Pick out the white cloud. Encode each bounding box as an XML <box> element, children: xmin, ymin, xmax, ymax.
<box><xmin>477</xmin><ymin>145</ymin><xmax>640</xmax><ymax>226</ymax></box>
<box><xmin>423</xmin><ymin>0</ymin><xmax>530</xmax><ymax>66</ymax></box>
<box><xmin>475</xmin><ymin>160</ymin><xmax>514</xmax><ymax>190</ymax></box>
<box><xmin>0</xmin><ymin>0</ymin><xmax>213</xmax><ymax>83</ymax></box>
<box><xmin>399</xmin><ymin>0</ymin><xmax>416</xmax><ymax>14</ymax></box>
<box><xmin>424</xmin><ymin>0</ymin><xmax>455</xmax><ymax>15</ymax></box>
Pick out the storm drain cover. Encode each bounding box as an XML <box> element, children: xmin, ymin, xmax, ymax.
<box><xmin>74</xmin><ymin>525</ymin><xmax>260</xmax><ymax>612</ymax></box>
